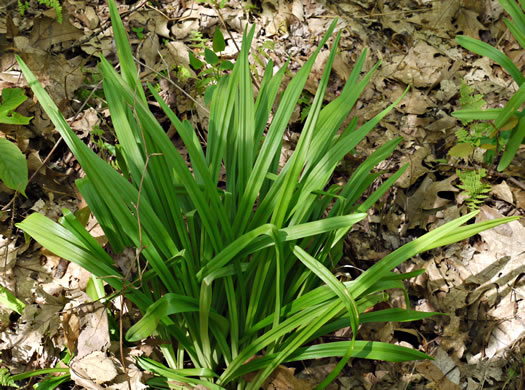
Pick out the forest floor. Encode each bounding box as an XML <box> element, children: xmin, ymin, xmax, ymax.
<box><xmin>1</xmin><ymin>0</ymin><xmax>525</xmax><ymax>389</ymax></box>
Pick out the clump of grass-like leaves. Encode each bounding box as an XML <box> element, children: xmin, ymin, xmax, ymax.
<box><xmin>15</xmin><ymin>1</ymin><xmax>517</xmax><ymax>388</ymax></box>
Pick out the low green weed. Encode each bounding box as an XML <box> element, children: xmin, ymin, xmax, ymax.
<box><xmin>0</xmin><ymin>88</ymin><xmax>29</xmax><ymax>349</ymax></box>
<box><xmin>189</xmin><ymin>30</ymin><xmax>208</xmax><ymax>50</ymax></box>
<box><xmin>456</xmin><ymin>169</ymin><xmax>492</xmax><ymax>211</ymax></box>
<box><xmin>448</xmin><ymin>83</ymin><xmax>497</xmax><ymax>210</ymax></box>
<box><xmin>449</xmin><ymin>82</ymin><xmax>502</xmax><ymax>163</ymax></box>
<box><xmin>131</xmin><ymin>26</ymin><xmax>145</xmax><ymax>40</ymax></box>
<box><xmin>0</xmin><ymin>88</ymin><xmax>31</xmax><ymax>196</ymax></box>
<box><xmin>188</xmin><ymin>27</ymin><xmax>233</xmax><ymax>104</ymax></box>
<box><xmin>453</xmin><ymin>0</ymin><xmax>525</xmax><ymax>171</ymax></box>
<box><xmin>15</xmin><ymin>0</ymin><xmax>517</xmax><ymax>388</ymax></box>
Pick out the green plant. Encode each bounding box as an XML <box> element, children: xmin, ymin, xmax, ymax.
<box><xmin>0</xmin><ymin>88</ymin><xmax>30</xmax><ymax>336</ymax></box>
<box><xmin>0</xmin><ymin>367</ymin><xmax>70</xmax><ymax>389</ymax></box>
<box><xmin>453</xmin><ymin>0</ymin><xmax>525</xmax><ymax>171</ymax></box>
<box><xmin>189</xmin><ymin>31</ymin><xmax>208</xmax><ymax>50</ymax></box>
<box><xmin>18</xmin><ymin>0</ymin><xmax>63</xmax><ymax>23</ymax></box>
<box><xmin>297</xmin><ymin>92</ymin><xmax>314</xmax><ymax>123</ymax></box>
<box><xmin>456</xmin><ymin>169</ymin><xmax>492</xmax><ymax>211</ymax></box>
<box><xmin>89</xmin><ymin>125</ymin><xmax>121</xmax><ymax>170</ymax></box>
<box><xmin>132</xmin><ymin>26</ymin><xmax>145</xmax><ymax>40</ymax></box>
<box><xmin>15</xmin><ymin>1</ymin><xmax>517</xmax><ymax>389</ymax></box>
<box><xmin>449</xmin><ymin>82</ymin><xmax>503</xmax><ymax>162</ymax></box>
<box><xmin>448</xmin><ymin>84</ymin><xmax>499</xmax><ymax>211</ymax></box>
<box><xmin>0</xmin><ymin>285</ymin><xmax>25</xmax><ymax>314</ymax></box>
<box><xmin>0</xmin><ymin>88</ymin><xmax>32</xmax><ymax>126</ymax></box>
<box><xmin>252</xmin><ymin>40</ymin><xmax>275</xmax><ymax>68</ymax></box>
<box><xmin>0</xmin><ymin>88</ymin><xmax>32</xmax><ymax>196</ymax></box>
<box><xmin>75</xmin><ymin>69</ymin><xmax>106</xmax><ymax>109</ymax></box>
<box><xmin>189</xmin><ymin>27</ymin><xmax>234</xmax><ymax>104</ymax></box>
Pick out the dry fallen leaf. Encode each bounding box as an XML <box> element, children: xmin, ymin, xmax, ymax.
<box><xmin>456</xmin><ymin>8</ymin><xmax>486</xmax><ymax>40</ymax></box>
<box><xmin>491</xmin><ymin>181</ymin><xmax>514</xmax><ymax>204</ymax></box>
<box><xmin>392</xmin><ymin>41</ymin><xmax>451</xmax><ymax>88</ymax></box>
<box><xmin>398</xmin><ymin>146</ymin><xmax>430</xmax><ymax>189</ymax></box>
<box><xmin>71</xmin><ymin>351</ymin><xmax>118</xmax><ymax>386</ymax></box>
<box><xmin>416</xmin><ymin>347</ymin><xmax>461</xmax><ymax>390</ymax></box>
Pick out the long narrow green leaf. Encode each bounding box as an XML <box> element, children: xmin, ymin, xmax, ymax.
<box><xmin>494</xmin><ymin>81</ymin><xmax>525</xmax><ymax>128</ymax></box>
<box><xmin>207</xmin><ymin>75</ymin><xmax>237</xmax><ymax>184</ymax></box>
<box><xmin>309</xmin><ymin>307</ymin><xmax>442</xmax><ymax>342</ymax></box>
<box><xmin>499</xmin><ymin>0</ymin><xmax>525</xmax><ymax>36</ymax></box>
<box><xmin>0</xmin><ymin>285</ymin><xmax>25</xmax><ymax>314</ymax></box>
<box><xmin>305</xmin><ymin>51</ymin><xmax>377</xmax><ymax>172</ymax></box>
<box><xmin>17</xmin><ymin>213</ymin><xmax>123</xmax><ymax>288</ymax></box>
<box><xmin>107</xmin><ymin>0</ymin><xmax>146</xmax><ymax>103</ymax></box>
<box><xmin>243</xmin><ymin>301</ymin><xmax>343</xmax><ymax>389</ymax></box>
<box><xmin>18</xmin><ymin>56</ymin><xmax>182</xmax><ymax>293</ymax></box>
<box><xmin>289</xmin><ymin>89</ymin><xmax>406</xmax><ymax>225</ymax></box>
<box><xmin>360</xmin><ymin>308</ymin><xmax>446</xmax><ymax>323</ymax></box>
<box><xmin>504</xmin><ymin>17</ymin><xmax>525</xmax><ymax>49</ymax></box>
<box><xmin>292</xmin><ymin>246</ymin><xmax>359</xmax><ymax>389</ymax></box>
<box><xmin>350</xmin><ymin>212</ymin><xmax>517</xmax><ymax>299</ymax></box>
<box><xmin>127</xmin><ymin>293</ymin><xmax>229</xmax><ymax>342</ymax></box>
<box><xmin>254</xmin><ymin>60</ymin><xmax>287</xmax><ymax>150</ymax></box>
<box><xmin>356</xmin><ymin>164</ymin><xmax>408</xmax><ymax>212</ymax></box>
<box><xmin>98</xmin><ymin>56</ymin><xmax>232</xmax><ymax>251</ymax></box>
<box><xmin>271</xmin><ymin>31</ymin><xmax>342</xmax><ymax>228</ymax></box>
<box><xmin>137</xmin><ymin>357</ymin><xmax>225</xmax><ymax>390</ymax></box>
<box><xmin>219</xmin><ymin>302</ymin><xmax>337</xmax><ymax>385</ymax></box>
<box><xmin>197</xmin><ymin>224</ymin><xmax>278</xmax><ymax>282</ymax></box>
<box><xmin>456</xmin><ymin>35</ymin><xmax>525</xmax><ymax>85</ymax></box>
<box><xmin>233</xmin><ymin>19</ymin><xmax>338</xmax><ymax>235</ymax></box>
<box><xmin>236</xmin><ymin>26</ymin><xmax>257</xmax><ymax>193</ymax></box>
<box><xmin>149</xmin><ymin>83</ymin><xmax>232</xmax><ymax>240</ymax></box>
<box><xmin>451</xmin><ymin>108</ymin><xmax>502</xmax><ymax>121</ymax></box>
<box><xmin>232</xmin><ymin>341</ymin><xmax>431</xmax><ymax>380</ymax></box>
<box><xmin>427</xmin><ymin>215</ymin><xmax>520</xmax><ymax>250</ymax></box>
<box><xmin>498</xmin><ymin>116</ymin><xmax>525</xmax><ymax>171</ymax></box>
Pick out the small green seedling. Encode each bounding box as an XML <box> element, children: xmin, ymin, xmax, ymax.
<box><xmin>132</xmin><ymin>26</ymin><xmax>144</xmax><ymax>40</ymax></box>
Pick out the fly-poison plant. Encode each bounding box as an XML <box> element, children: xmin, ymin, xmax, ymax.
<box><xmin>15</xmin><ymin>0</ymin><xmax>517</xmax><ymax>388</ymax></box>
